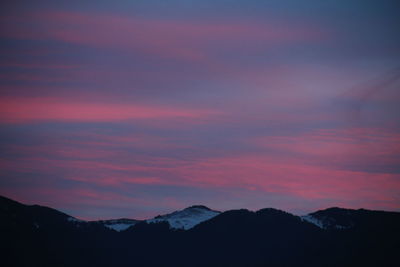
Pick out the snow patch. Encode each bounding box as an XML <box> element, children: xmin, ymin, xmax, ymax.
<box><xmin>147</xmin><ymin>206</ymin><xmax>220</xmax><ymax>230</ymax></box>
<box><xmin>301</xmin><ymin>215</ymin><xmax>324</xmax><ymax>228</ymax></box>
<box><xmin>98</xmin><ymin>219</ymin><xmax>139</xmax><ymax>232</ymax></box>
<box><xmin>104</xmin><ymin>223</ymin><xmax>135</xmax><ymax>232</ymax></box>
<box><xmin>67</xmin><ymin>217</ymin><xmax>85</xmax><ymax>223</ymax></box>
<box><xmin>301</xmin><ymin>215</ymin><xmax>352</xmax><ymax>230</ymax></box>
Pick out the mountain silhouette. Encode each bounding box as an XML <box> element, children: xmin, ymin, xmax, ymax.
<box><xmin>1</xmin><ymin>195</ymin><xmax>399</xmax><ymax>266</ymax></box>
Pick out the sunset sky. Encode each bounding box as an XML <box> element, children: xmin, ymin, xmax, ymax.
<box><xmin>1</xmin><ymin>0</ymin><xmax>399</xmax><ymax>220</ymax></box>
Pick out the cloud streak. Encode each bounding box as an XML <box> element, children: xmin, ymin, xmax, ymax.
<box><xmin>0</xmin><ymin>97</ymin><xmax>220</xmax><ymax>123</ymax></box>
<box><xmin>1</xmin><ymin>10</ymin><xmax>327</xmax><ymax>62</ymax></box>
<box><xmin>0</xmin><ymin>1</ymin><xmax>399</xmax><ymax>219</ymax></box>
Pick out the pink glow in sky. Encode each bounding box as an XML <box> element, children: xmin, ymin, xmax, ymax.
<box><xmin>0</xmin><ymin>0</ymin><xmax>399</xmax><ymax>219</ymax></box>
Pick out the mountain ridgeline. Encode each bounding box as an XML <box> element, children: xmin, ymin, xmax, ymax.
<box><xmin>1</xmin><ymin>195</ymin><xmax>399</xmax><ymax>267</ymax></box>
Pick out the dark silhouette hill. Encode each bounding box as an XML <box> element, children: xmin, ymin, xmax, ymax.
<box><xmin>1</xmin><ymin>195</ymin><xmax>399</xmax><ymax>267</ymax></box>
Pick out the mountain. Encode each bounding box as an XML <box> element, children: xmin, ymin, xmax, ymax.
<box><xmin>1</xmin><ymin>195</ymin><xmax>399</xmax><ymax>267</ymax></box>
<box><xmin>72</xmin><ymin>205</ymin><xmax>220</xmax><ymax>231</ymax></box>
<box><xmin>147</xmin><ymin>205</ymin><xmax>220</xmax><ymax>229</ymax></box>
<box><xmin>302</xmin><ymin>207</ymin><xmax>400</xmax><ymax>230</ymax></box>
<box><xmin>301</xmin><ymin>207</ymin><xmax>357</xmax><ymax>229</ymax></box>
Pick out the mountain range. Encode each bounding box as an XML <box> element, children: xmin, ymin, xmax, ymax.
<box><xmin>1</xmin><ymin>195</ymin><xmax>399</xmax><ymax>266</ymax></box>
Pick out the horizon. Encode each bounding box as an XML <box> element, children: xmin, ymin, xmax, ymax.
<box><xmin>1</xmin><ymin>193</ymin><xmax>398</xmax><ymax>221</ymax></box>
<box><xmin>1</xmin><ymin>1</ymin><xmax>399</xmax><ymax>220</ymax></box>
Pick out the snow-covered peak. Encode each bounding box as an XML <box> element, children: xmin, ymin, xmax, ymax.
<box><xmin>147</xmin><ymin>206</ymin><xmax>220</xmax><ymax>230</ymax></box>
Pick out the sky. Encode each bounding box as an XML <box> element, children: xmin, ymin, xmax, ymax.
<box><xmin>0</xmin><ymin>0</ymin><xmax>399</xmax><ymax>220</ymax></box>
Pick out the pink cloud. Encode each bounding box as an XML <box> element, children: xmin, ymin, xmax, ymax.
<box><xmin>254</xmin><ymin>128</ymin><xmax>400</xmax><ymax>168</ymax></box>
<box><xmin>171</xmin><ymin>154</ymin><xmax>400</xmax><ymax>210</ymax></box>
<box><xmin>69</xmin><ymin>176</ymin><xmax>167</xmax><ymax>187</ymax></box>
<box><xmin>2</xmin><ymin>129</ymin><xmax>399</xmax><ymax>214</ymax></box>
<box><xmin>0</xmin><ymin>97</ymin><xmax>221</xmax><ymax>123</ymax></box>
<box><xmin>1</xmin><ymin>10</ymin><xmax>328</xmax><ymax>62</ymax></box>
<box><xmin>4</xmin><ymin>143</ymin><xmax>399</xmax><ymax>211</ymax></box>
